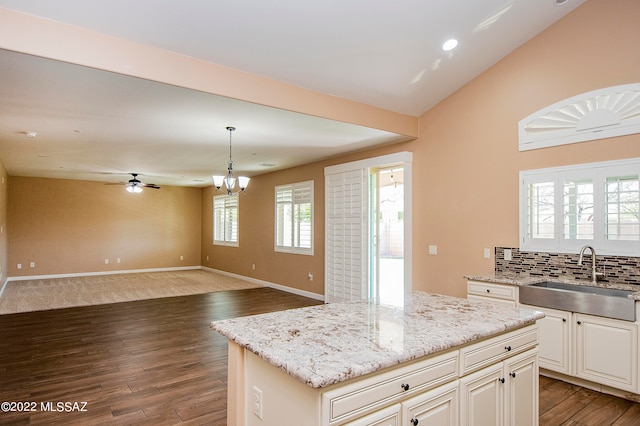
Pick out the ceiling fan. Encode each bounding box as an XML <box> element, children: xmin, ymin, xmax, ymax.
<box><xmin>106</xmin><ymin>173</ymin><xmax>161</xmax><ymax>193</ymax></box>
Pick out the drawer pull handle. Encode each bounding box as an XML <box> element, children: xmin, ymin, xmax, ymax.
<box><xmin>486</xmin><ymin>289</ymin><xmax>490</xmax><ymax>293</ymax></box>
<box><xmin>401</xmin><ymin>383</ymin><xmax>410</xmax><ymax>391</ymax></box>
<box><xmin>410</xmin><ymin>418</ymin><xmax>419</xmax><ymax>425</ymax></box>
<box><xmin>505</xmin><ymin>345</ymin><xmax>512</xmax><ymax>351</ymax></box>
<box><xmin>510</xmin><ymin>372</ymin><xmax>516</xmax><ymax>378</ymax></box>
<box><xmin>499</xmin><ymin>378</ymin><xmax>505</xmax><ymax>383</ymax></box>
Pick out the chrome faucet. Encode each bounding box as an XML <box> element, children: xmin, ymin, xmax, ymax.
<box><xmin>578</xmin><ymin>245</ymin><xmax>603</xmax><ymax>284</ymax></box>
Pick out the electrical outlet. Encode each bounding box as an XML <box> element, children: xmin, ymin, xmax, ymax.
<box><xmin>428</xmin><ymin>245</ymin><xmax>438</xmax><ymax>255</ymax></box>
<box><xmin>104</xmin><ymin>258</ymin><xmax>109</xmax><ymax>264</ymax></box>
<box><xmin>252</xmin><ymin>263</ymin><xmax>256</xmax><ymax>270</ymax></box>
<box><xmin>252</xmin><ymin>386</ymin><xmax>263</xmax><ymax>419</ymax></box>
<box><xmin>504</xmin><ymin>249</ymin><xmax>512</xmax><ymax>261</ymax></box>
<box><xmin>483</xmin><ymin>248</ymin><xmax>491</xmax><ymax>259</ymax></box>
<box><xmin>17</xmin><ymin>263</ymin><xmax>21</xmax><ymax>269</ymax></box>
<box><xmin>30</xmin><ymin>261</ymin><xmax>35</xmax><ymax>268</ymax></box>
<box><xmin>308</xmin><ymin>272</ymin><xmax>313</xmax><ymax>281</ymax></box>
<box><xmin>180</xmin><ymin>255</ymin><xmax>184</xmax><ymax>261</ymax></box>
<box><xmin>117</xmin><ymin>258</ymin><xmax>121</xmax><ymax>264</ymax></box>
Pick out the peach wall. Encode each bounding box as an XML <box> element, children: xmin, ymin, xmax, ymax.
<box><xmin>412</xmin><ymin>0</ymin><xmax>640</xmax><ymax>297</ymax></box>
<box><xmin>206</xmin><ymin>0</ymin><xmax>640</xmax><ymax>298</ymax></box>
<box><xmin>8</xmin><ymin>177</ymin><xmax>202</xmax><ymax>277</ymax></box>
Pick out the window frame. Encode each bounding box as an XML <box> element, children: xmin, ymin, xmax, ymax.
<box><xmin>213</xmin><ymin>194</ymin><xmax>239</xmax><ymax>247</ymax></box>
<box><xmin>520</xmin><ymin>158</ymin><xmax>640</xmax><ymax>256</ymax></box>
<box><xmin>274</xmin><ymin>180</ymin><xmax>314</xmax><ymax>255</ymax></box>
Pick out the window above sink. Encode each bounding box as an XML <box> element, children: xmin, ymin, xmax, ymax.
<box><xmin>520</xmin><ymin>157</ymin><xmax>640</xmax><ymax>256</ymax></box>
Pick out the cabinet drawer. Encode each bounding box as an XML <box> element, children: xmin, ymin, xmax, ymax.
<box><xmin>467</xmin><ymin>281</ymin><xmax>517</xmax><ymax>302</ymax></box>
<box><xmin>459</xmin><ymin>325</ymin><xmax>538</xmax><ymax>375</ymax></box>
<box><xmin>322</xmin><ymin>351</ymin><xmax>458</xmax><ymax>425</ymax></box>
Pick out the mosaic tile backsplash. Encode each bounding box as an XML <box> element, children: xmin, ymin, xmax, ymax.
<box><xmin>495</xmin><ymin>247</ymin><xmax>640</xmax><ymax>286</ymax></box>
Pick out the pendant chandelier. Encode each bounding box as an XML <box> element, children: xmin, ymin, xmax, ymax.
<box><xmin>212</xmin><ymin>126</ymin><xmax>250</xmax><ymax>195</ymax></box>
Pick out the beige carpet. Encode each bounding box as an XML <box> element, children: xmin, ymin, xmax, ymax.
<box><xmin>0</xmin><ymin>269</ymin><xmax>264</xmax><ymax>315</ymax></box>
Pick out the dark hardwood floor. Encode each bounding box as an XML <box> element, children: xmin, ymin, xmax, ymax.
<box><xmin>2</xmin><ymin>287</ymin><xmax>640</xmax><ymax>425</ymax></box>
<box><xmin>0</xmin><ymin>288</ymin><xmax>321</xmax><ymax>425</ymax></box>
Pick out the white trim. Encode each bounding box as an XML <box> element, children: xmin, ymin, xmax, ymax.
<box><xmin>6</xmin><ymin>266</ymin><xmax>201</xmax><ymax>282</ymax></box>
<box><xmin>324</xmin><ymin>151</ymin><xmax>413</xmax><ymax>176</ymax></box>
<box><xmin>0</xmin><ymin>277</ymin><xmax>8</xmax><ymax>298</ymax></box>
<box><xmin>201</xmin><ymin>266</ymin><xmax>325</xmax><ymax>301</ymax></box>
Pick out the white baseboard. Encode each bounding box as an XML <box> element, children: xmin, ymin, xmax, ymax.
<box><xmin>0</xmin><ymin>276</ymin><xmax>8</xmax><ymax>298</ymax></box>
<box><xmin>6</xmin><ymin>265</ymin><xmax>201</xmax><ymax>282</ymax></box>
<box><xmin>202</xmin><ymin>266</ymin><xmax>325</xmax><ymax>302</ymax></box>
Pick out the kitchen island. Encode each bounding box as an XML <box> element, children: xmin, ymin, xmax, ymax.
<box><xmin>211</xmin><ymin>292</ymin><xmax>544</xmax><ymax>425</ymax></box>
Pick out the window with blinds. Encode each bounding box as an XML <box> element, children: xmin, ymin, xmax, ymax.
<box><xmin>275</xmin><ymin>180</ymin><xmax>313</xmax><ymax>255</ymax></box>
<box><xmin>213</xmin><ymin>194</ymin><xmax>238</xmax><ymax>246</ymax></box>
<box><xmin>520</xmin><ymin>158</ymin><xmax>640</xmax><ymax>255</ymax></box>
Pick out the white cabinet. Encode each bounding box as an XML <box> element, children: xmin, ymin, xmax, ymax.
<box><xmin>345</xmin><ymin>404</ymin><xmax>400</xmax><ymax>426</ymax></box>
<box><xmin>519</xmin><ymin>305</ymin><xmax>572</xmax><ymax>374</ymax></box>
<box><xmin>460</xmin><ymin>349</ymin><xmax>538</xmax><ymax>426</ymax></box>
<box><xmin>521</xmin><ymin>304</ymin><xmax>638</xmax><ymax>393</ymax></box>
<box><xmin>402</xmin><ymin>381</ymin><xmax>458</xmax><ymax>426</ymax></box>
<box><xmin>575</xmin><ymin>313</ymin><xmax>638</xmax><ymax>392</ymax></box>
<box><xmin>236</xmin><ymin>325</ymin><xmax>538</xmax><ymax>425</ymax></box>
<box><xmin>467</xmin><ymin>281</ymin><xmax>517</xmax><ymax>307</ymax></box>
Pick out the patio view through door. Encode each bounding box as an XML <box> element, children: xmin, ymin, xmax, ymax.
<box><xmin>370</xmin><ymin>166</ymin><xmax>405</xmax><ymax>306</ymax></box>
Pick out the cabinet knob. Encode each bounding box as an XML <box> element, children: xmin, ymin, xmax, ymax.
<box><xmin>401</xmin><ymin>383</ymin><xmax>410</xmax><ymax>391</ymax></box>
<box><xmin>505</xmin><ymin>345</ymin><xmax>512</xmax><ymax>351</ymax></box>
<box><xmin>486</xmin><ymin>289</ymin><xmax>491</xmax><ymax>293</ymax></box>
<box><xmin>499</xmin><ymin>378</ymin><xmax>505</xmax><ymax>383</ymax></box>
<box><xmin>410</xmin><ymin>418</ymin><xmax>419</xmax><ymax>426</ymax></box>
<box><xmin>577</xmin><ymin>321</ymin><xmax>582</xmax><ymax>325</ymax></box>
<box><xmin>562</xmin><ymin>318</ymin><xmax>567</xmax><ymax>322</ymax></box>
<box><xmin>510</xmin><ymin>372</ymin><xmax>516</xmax><ymax>378</ymax></box>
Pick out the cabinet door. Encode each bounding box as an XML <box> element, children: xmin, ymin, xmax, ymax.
<box><xmin>520</xmin><ymin>305</ymin><xmax>571</xmax><ymax>374</ymax></box>
<box><xmin>575</xmin><ymin>313</ymin><xmax>638</xmax><ymax>392</ymax></box>
<box><xmin>403</xmin><ymin>381</ymin><xmax>458</xmax><ymax>426</ymax></box>
<box><xmin>504</xmin><ymin>349</ymin><xmax>539</xmax><ymax>426</ymax></box>
<box><xmin>459</xmin><ymin>364</ymin><xmax>504</xmax><ymax>426</ymax></box>
<box><xmin>345</xmin><ymin>404</ymin><xmax>401</xmax><ymax>426</ymax></box>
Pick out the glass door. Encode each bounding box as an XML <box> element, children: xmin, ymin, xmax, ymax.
<box><xmin>369</xmin><ymin>166</ymin><xmax>405</xmax><ymax>306</ymax></box>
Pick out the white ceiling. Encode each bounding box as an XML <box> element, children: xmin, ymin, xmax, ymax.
<box><xmin>0</xmin><ymin>0</ymin><xmax>584</xmax><ymax>187</ymax></box>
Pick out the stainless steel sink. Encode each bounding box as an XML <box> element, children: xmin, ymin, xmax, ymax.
<box><xmin>519</xmin><ymin>281</ymin><xmax>636</xmax><ymax>321</ymax></box>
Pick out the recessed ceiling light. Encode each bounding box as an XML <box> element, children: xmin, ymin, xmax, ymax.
<box><xmin>555</xmin><ymin>0</ymin><xmax>569</xmax><ymax>5</ymax></box>
<box><xmin>442</xmin><ymin>39</ymin><xmax>459</xmax><ymax>52</ymax></box>
<box><xmin>25</xmin><ymin>131</ymin><xmax>38</xmax><ymax>138</ymax></box>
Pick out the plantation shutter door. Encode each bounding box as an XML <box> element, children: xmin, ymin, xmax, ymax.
<box><xmin>325</xmin><ymin>168</ymin><xmax>367</xmax><ymax>303</ymax></box>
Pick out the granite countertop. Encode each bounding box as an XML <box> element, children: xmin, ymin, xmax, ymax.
<box><xmin>465</xmin><ymin>272</ymin><xmax>640</xmax><ymax>300</ymax></box>
<box><xmin>210</xmin><ymin>292</ymin><xmax>543</xmax><ymax>389</ymax></box>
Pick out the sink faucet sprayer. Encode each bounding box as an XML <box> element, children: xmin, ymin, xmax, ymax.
<box><xmin>578</xmin><ymin>245</ymin><xmax>604</xmax><ymax>284</ymax></box>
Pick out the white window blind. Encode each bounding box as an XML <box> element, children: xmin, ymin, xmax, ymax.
<box><xmin>275</xmin><ymin>181</ymin><xmax>313</xmax><ymax>254</ymax></box>
<box><xmin>213</xmin><ymin>194</ymin><xmax>238</xmax><ymax>246</ymax></box>
<box><xmin>520</xmin><ymin>158</ymin><xmax>640</xmax><ymax>255</ymax></box>
<box><xmin>325</xmin><ymin>169</ymin><xmax>367</xmax><ymax>303</ymax></box>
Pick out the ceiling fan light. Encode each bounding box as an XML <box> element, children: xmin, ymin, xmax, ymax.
<box><xmin>126</xmin><ymin>184</ymin><xmax>143</xmax><ymax>193</ymax></box>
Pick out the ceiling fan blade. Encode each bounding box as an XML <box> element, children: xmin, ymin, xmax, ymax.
<box><xmin>144</xmin><ymin>184</ymin><xmax>161</xmax><ymax>189</ymax></box>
